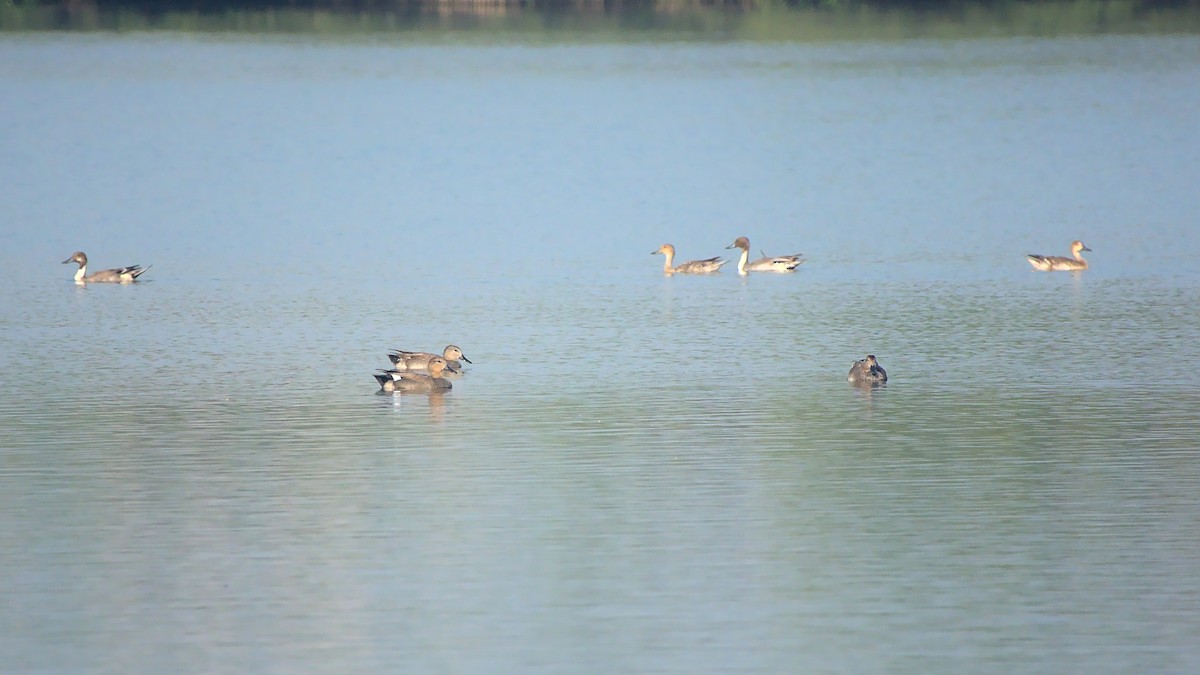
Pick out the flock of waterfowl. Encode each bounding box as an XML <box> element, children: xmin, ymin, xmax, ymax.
<box><xmin>652</xmin><ymin>237</ymin><xmax>1093</xmax><ymax>276</ymax></box>
<box><xmin>61</xmin><ymin>238</ymin><xmax>1091</xmax><ymax>393</ymax></box>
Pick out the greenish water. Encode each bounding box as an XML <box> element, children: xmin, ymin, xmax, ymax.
<box><xmin>4</xmin><ymin>0</ymin><xmax>1199</xmax><ymax>39</ymax></box>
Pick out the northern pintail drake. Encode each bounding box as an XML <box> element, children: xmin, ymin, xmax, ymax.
<box><xmin>387</xmin><ymin>345</ymin><xmax>471</xmax><ymax>371</ymax></box>
<box><xmin>725</xmin><ymin>237</ymin><xmax>804</xmax><ymax>275</ymax></box>
<box><xmin>847</xmin><ymin>354</ymin><xmax>887</xmax><ymax>385</ymax></box>
<box><xmin>653</xmin><ymin>244</ymin><xmax>727</xmax><ymax>274</ymax></box>
<box><xmin>375</xmin><ymin>357</ymin><xmax>456</xmax><ymax>392</ymax></box>
<box><xmin>62</xmin><ymin>251</ymin><xmax>150</xmax><ymax>283</ymax></box>
<box><xmin>1026</xmin><ymin>240</ymin><xmax>1091</xmax><ymax>271</ymax></box>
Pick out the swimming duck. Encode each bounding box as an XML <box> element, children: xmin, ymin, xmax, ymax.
<box><xmin>725</xmin><ymin>237</ymin><xmax>804</xmax><ymax>275</ymax></box>
<box><xmin>62</xmin><ymin>251</ymin><xmax>150</xmax><ymax>283</ymax></box>
<box><xmin>388</xmin><ymin>344</ymin><xmax>471</xmax><ymax>371</ymax></box>
<box><xmin>1026</xmin><ymin>240</ymin><xmax>1091</xmax><ymax>271</ymax></box>
<box><xmin>653</xmin><ymin>244</ymin><xmax>727</xmax><ymax>274</ymax></box>
<box><xmin>374</xmin><ymin>356</ymin><xmax>456</xmax><ymax>392</ymax></box>
<box><xmin>847</xmin><ymin>354</ymin><xmax>887</xmax><ymax>385</ymax></box>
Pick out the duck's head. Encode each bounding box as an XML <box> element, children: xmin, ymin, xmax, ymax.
<box><xmin>726</xmin><ymin>237</ymin><xmax>750</xmax><ymax>251</ymax></box>
<box><xmin>429</xmin><ymin>357</ymin><xmax>457</xmax><ymax>376</ymax></box>
<box><xmin>62</xmin><ymin>251</ymin><xmax>87</xmax><ymax>266</ymax></box>
<box><xmin>445</xmin><ymin>345</ymin><xmax>471</xmax><ymax>364</ymax></box>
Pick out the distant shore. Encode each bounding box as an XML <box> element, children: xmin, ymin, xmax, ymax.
<box><xmin>4</xmin><ymin>0</ymin><xmax>1199</xmax><ymax>37</ymax></box>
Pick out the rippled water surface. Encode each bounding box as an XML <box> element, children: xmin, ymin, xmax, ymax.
<box><xmin>2</xmin><ymin>33</ymin><xmax>1199</xmax><ymax>672</ymax></box>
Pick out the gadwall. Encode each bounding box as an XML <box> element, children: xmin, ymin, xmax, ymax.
<box><xmin>387</xmin><ymin>344</ymin><xmax>471</xmax><ymax>371</ymax></box>
<box><xmin>1026</xmin><ymin>240</ymin><xmax>1091</xmax><ymax>271</ymax></box>
<box><xmin>848</xmin><ymin>354</ymin><xmax>887</xmax><ymax>385</ymax></box>
<box><xmin>653</xmin><ymin>244</ymin><xmax>727</xmax><ymax>274</ymax></box>
<box><xmin>62</xmin><ymin>251</ymin><xmax>150</xmax><ymax>283</ymax></box>
<box><xmin>375</xmin><ymin>356</ymin><xmax>457</xmax><ymax>392</ymax></box>
<box><xmin>725</xmin><ymin>237</ymin><xmax>804</xmax><ymax>275</ymax></box>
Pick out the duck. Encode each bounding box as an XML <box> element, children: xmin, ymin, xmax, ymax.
<box><xmin>1026</xmin><ymin>240</ymin><xmax>1091</xmax><ymax>271</ymax></box>
<box><xmin>653</xmin><ymin>244</ymin><xmax>727</xmax><ymax>274</ymax></box>
<box><xmin>374</xmin><ymin>356</ymin><xmax>456</xmax><ymax>392</ymax></box>
<box><xmin>62</xmin><ymin>251</ymin><xmax>150</xmax><ymax>283</ymax></box>
<box><xmin>387</xmin><ymin>344</ymin><xmax>471</xmax><ymax>371</ymax></box>
<box><xmin>847</xmin><ymin>354</ymin><xmax>887</xmax><ymax>385</ymax></box>
<box><xmin>725</xmin><ymin>237</ymin><xmax>804</xmax><ymax>275</ymax></box>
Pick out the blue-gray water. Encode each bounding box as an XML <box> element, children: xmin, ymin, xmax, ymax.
<box><xmin>1</xmin><ymin>33</ymin><xmax>1198</xmax><ymax>672</ymax></box>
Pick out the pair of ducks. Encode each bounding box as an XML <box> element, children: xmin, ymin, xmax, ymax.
<box><xmin>654</xmin><ymin>237</ymin><xmax>804</xmax><ymax>275</ymax></box>
<box><xmin>373</xmin><ymin>345</ymin><xmax>471</xmax><ymax>393</ymax></box>
<box><xmin>854</xmin><ymin>246</ymin><xmax>1080</xmax><ymax>392</ymax></box>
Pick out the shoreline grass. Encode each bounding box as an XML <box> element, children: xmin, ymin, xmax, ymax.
<box><xmin>3</xmin><ymin>0</ymin><xmax>1199</xmax><ymax>39</ymax></box>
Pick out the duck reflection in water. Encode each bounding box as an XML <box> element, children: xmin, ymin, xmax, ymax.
<box><xmin>377</xmin><ymin>387</ymin><xmax>449</xmax><ymax>422</ymax></box>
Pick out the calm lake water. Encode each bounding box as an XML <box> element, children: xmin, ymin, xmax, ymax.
<box><xmin>2</xmin><ymin>30</ymin><xmax>1199</xmax><ymax>672</ymax></box>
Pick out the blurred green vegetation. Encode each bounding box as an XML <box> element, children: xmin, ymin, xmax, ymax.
<box><xmin>2</xmin><ymin>0</ymin><xmax>1198</xmax><ymax>38</ymax></box>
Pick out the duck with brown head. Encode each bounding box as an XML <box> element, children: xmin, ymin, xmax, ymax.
<box><xmin>1026</xmin><ymin>240</ymin><xmax>1091</xmax><ymax>271</ymax></box>
<box><xmin>62</xmin><ymin>251</ymin><xmax>150</xmax><ymax>284</ymax></box>
<box><xmin>653</xmin><ymin>244</ymin><xmax>727</xmax><ymax>274</ymax></box>
<box><xmin>388</xmin><ymin>345</ymin><xmax>471</xmax><ymax>372</ymax></box>
<box><xmin>374</xmin><ymin>356</ymin><xmax>457</xmax><ymax>392</ymax></box>
<box><xmin>848</xmin><ymin>354</ymin><xmax>887</xmax><ymax>385</ymax></box>
<box><xmin>725</xmin><ymin>237</ymin><xmax>804</xmax><ymax>275</ymax></box>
